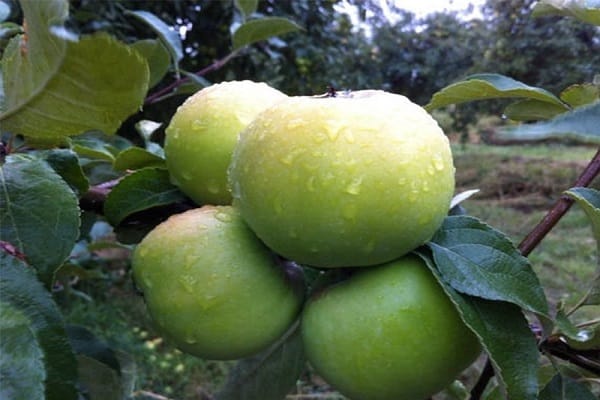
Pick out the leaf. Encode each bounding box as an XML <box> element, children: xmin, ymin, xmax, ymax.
<box><xmin>216</xmin><ymin>321</ymin><xmax>305</xmax><ymax>400</ymax></box>
<box><xmin>425</xmin><ymin>73</ymin><xmax>568</xmax><ymax>111</ymax></box>
<box><xmin>565</xmin><ymin>187</ymin><xmax>600</xmax><ymax>253</ymax></box>
<box><xmin>560</xmin><ymin>84</ymin><xmax>600</xmax><ymax>107</ymax></box>
<box><xmin>503</xmin><ymin>99</ymin><xmax>568</xmax><ymax>121</ymax></box>
<box><xmin>70</xmin><ymin>131</ymin><xmax>133</xmax><ymax>162</ymax></box>
<box><xmin>235</xmin><ymin>0</ymin><xmax>259</xmax><ymax>19</ymax></box>
<box><xmin>450</xmin><ymin>189</ymin><xmax>480</xmax><ymax>209</ymax></box>
<box><xmin>0</xmin><ymin>155</ymin><xmax>80</xmax><ymax>285</ymax></box>
<box><xmin>533</xmin><ymin>0</ymin><xmax>600</xmax><ymax>26</ymax></box>
<box><xmin>103</xmin><ymin>168</ymin><xmax>187</xmax><ymax>226</ymax></box>
<box><xmin>539</xmin><ymin>373</ymin><xmax>597</xmax><ymax>400</ymax></box>
<box><xmin>113</xmin><ymin>147</ymin><xmax>165</xmax><ymax>171</ymax></box>
<box><xmin>427</xmin><ymin>215</ymin><xmax>549</xmax><ymax>317</ymax></box>
<box><xmin>0</xmin><ymin>300</ymin><xmax>45</xmax><ymax>400</ymax></box>
<box><xmin>131</xmin><ymin>39</ymin><xmax>171</xmax><ymax>89</ymax></box>
<box><xmin>1</xmin><ymin>2</ymin><xmax>149</xmax><ymax>144</ymax></box>
<box><xmin>42</xmin><ymin>149</ymin><xmax>89</xmax><ymax>196</ymax></box>
<box><xmin>66</xmin><ymin>325</ymin><xmax>136</xmax><ymax>399</ymax></box>
<box><xmin>232</xmin><ymin>17</ymin><xmax>302</xmax><ymax>51</ymax></box>
<box><xmin>126</xmin><ymin>10</ymin><xmax>183</xmax><ymax>75</ymax></box>
<box><xmin>0</xmin><ymin>253</ymin><xmax>78</xmax><ymax>400</ymax></box>
<box><xmin>417</xmin><ymin>251</ymin><xmax>540</xmax><ymax>400</ymax></box>
<box><xmin>496</xmin><ymin>101</ymin><xmax>600</xmax><ymax>144</ymax></box>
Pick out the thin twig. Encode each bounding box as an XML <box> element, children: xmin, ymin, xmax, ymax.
<box><xmin>518</xmin><ymin>147</ymin><xmax>600</xmax><ymax>257</ymax></box>
<box><xmin>144</xmin><ymin>51</ymin><xmax>241</xmax><ymax>105</ymax></box>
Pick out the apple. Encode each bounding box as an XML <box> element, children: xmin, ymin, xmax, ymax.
<box><xmin>164</xmin><ymin>80</ymin><xmax>287</xmax><ymax>205</ymax></box>
<box><xmin>228</xmin><ymin>90</ymin><xmax>455</xmax><ymax>267</ymax></box>
<box><xmin>131</xmin><ymin>206</ymin><xmax>304</xmax><ymax>360</ymax></box>
<box><xmin>301</xmin><ymin>255</ymin><xmax>481</xmax><ymax>400</ymax></box>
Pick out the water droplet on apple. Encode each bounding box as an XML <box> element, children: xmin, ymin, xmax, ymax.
<box><xmin>273</xmin><ymin>196</ymin><xmax>284</xmax><ymax>215</ymax></box>
<box><xmin>214</xmin><ymin>210</ymin><xmax>233</xmax><ymax>223</ymax></box>
<box><xmin>397</xmin><ymin>177</ymin><xmax>407</xmax><ymax>186</ymax></box>
<box><xmin>206</xmin><ymin>180</ymin><xmax>220</xmax><ymax>194</ymax></box>
<box><xmin>287</xmin><ymin>118</ymin><xmax>304</xmax><ymax>129</ymax></box>
<box><xmin>192</xmin><ymin>119</ymin><xmax>206</xmax><ymax>131</ymax></box>
<box><xmin>141</xmin><ymin>273</ymin><xmax>153</xmax><ymax>289</ymax></box>
<box><xmin>179</xmin><ymin>275</ymin><xmax>197</xmax><ymax>293</ymax></box>
<box><xmin>288</xmin><ymin>228</ymin><xmax>298</xmax><ymax>239</ymax></box>
<box><xmin>364</xmin><ymin>239</ymin><xmax>376</xmax><ymax>254</ymax></box>
<box><xmin>181</xmin><ymin>171</ymin><xmax>193</xmax><ymax>181</ymax></box>
<box><xmin>172</xmin><ymin>128</ymin><xmax>180</xmax><ymax>139</ymax></box>
<box><xmin>427</xmin><ymin>165</ymin><xmax>435</xmax><ymax>176</ymax></box>
<box><xmin>432</xmin><ymin>154</ymin><xmax>445</xmax><ymax>171</ymax></box>
<box><xmin>306</xmin><ymin>176</ymin><xmax>316</xmax><ymax>192</ymax></box>
<box><xmin>422</xmin><ymin>181</ymin><xmax>430</xmax><ymax>192</ymax></box>
<box><xmin>184</xmin><ymin>334</ymin><xmax>198</xmax><ymax>345</ymax></box>
<box><xmin>345</xmin><ymin>176</ymin><xmax>363</xmax><ymax>195</ymax></box>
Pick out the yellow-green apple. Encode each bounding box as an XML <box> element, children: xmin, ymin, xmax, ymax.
<box><xmin>165</xmin><ymin>80</ymin><xmax>287</xmax><ymax>205</ymax></box>
<box><xmin>132</xmin><ymin>206</ymin><xmax>304</xmax><ymax>360</ymax></box>
<box><xmin>228</xmin><ymin>90</ymin><xmax>454</xmax><ymax>267</ymax></box>
<box><xmin>301</xmin><ymin>255</ymin><xmax>481</xmax><ymax>400</ymax></box>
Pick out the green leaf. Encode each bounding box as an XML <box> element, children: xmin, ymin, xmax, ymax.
<box><xmin>0</xmin><ymin>155</ymin><xmax>80</xmax><ymax>285</ymax></box>
<box><xmin>496</xmin><ymin>101</ymin><xmax>600</xmax><ymax>144</ymax></box>
<box><xmin>427</xmin><ymin>215</ymin><xmax>549</xmax><ymax>316</ymax></box>
<box><xmin>533</xmin><ymin>0</ymin><xmax>600</xmax><ymax>26</ymax></box>
<box><xmin>560</xmin><ymin>84</ymin><xmax>600</xmax><ymax>107</ymax></box>
<box><xmin>113</xmin><ymin>147</ymin><xmax>165</xmax><ymax>172</ymax></box>
<box><xmin>539</xmin><ymin>373</ymin><xmax>597</xmax><ymax>400</ymax></box>
<box><xmin>235</xmin><ymin>0</ymin><xmax>259</xmax><ymax>20</ymax></box>
<box><xmin>0</xmin><ymin>300</ymin><xmax>45</xmax><ymax>400</ymax></box>
<box><xmin>417</xmin><ymin>251</ymin><xmax>540</xmax><ymax>400</ymax></box>
<box><xmin>103</xmin><ymin>168</ymin><xmax>187</xmax><ymax>226</ymax></box>
<box><xmin>565</xmin><ymin>188</ymin><xmax>600</xmax><ymax>252</ymax></box>
<box><xmin>125</xmin><ymin>10</ymin><xmax>183</xmax><ymax>75</ymax></box>
<box><xmin>232</xmin><ymin>17</ymin><xmax>302</xmax><ymax>51</ymax></box>
<box><xmin>216</xmin><ymin>321</ymin><xmax>305</xmax><ymax>400</ymax></box>
<box><xmin>75</xmin><ymin>356</ymin><xmax>123</xmax><ymax>400</ymax></box>
<box><xmin>425</xmin><ymin>73</ymin><xmax>567</xmax><ymax>111</ymax></box>
<box><xmin>70</xmin><ymin>131</ymin><xmax>133</xmax><ymax>162</ymax></box>
<box><xmin>42</xmin><ymin>149</ymin><xmax>89</xmax><ymax>196</ymax></box>
<box><xmin>0</xmin><ymin>253</ymin><xmax>78</xmax><ymax>400</ymax></box>
<box><xmin>503</xmin><ymin>99</ymin><xmax>568</xmax><ymax>121</ymax></box>
<box><xmin>2</xmin><ymin>29</ymin><xmax>149</xmax><ymax>143</ymax></box>
<box><xmin>131</xmin><ymin>39</ymin><xmax>171</xmax><ymax>89</ymax></box>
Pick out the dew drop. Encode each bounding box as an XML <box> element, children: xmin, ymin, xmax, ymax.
<box><xmin>214</xmin><ymin>210</ymin><xmax>233</xmax><ymax>223</ymax></box>
<box><xmin>364</xmin><ymin>239</ymin><xmax>376</xmax><ymax>254</ymax></box>
<box><xmin>432</xmin><ymin>155</ymin><xmax>445</xmax><ymax>171</ymax></box>
<box><xmin>345</xmin><ymin>176</ymin><xmax>363</xmax><ymax>195</ymax></box>
<box><xmin>287</xmin><ymin>118</ymin><xmax>305</xmax><ymax>129</ymax></box>
<box><xmin>179</xmin><ymin>275</ymin><xmax>197</xmax><ymax>293</ymax></box>
<box><xmin>192</xmin><ymin>119</ymin><xmax>206</xmax><ymax>131</ymax></box>
<box><xmin>180</xmin><ymin>171</ymin><xmax>193</xmax><ymax>181</ymax></box>
<box><xmin>306</xmin><ymin>176</ymin><xmax>316</xmax><ymax>192</ymax></box>
<box><xmin>427</xmin><ymin>165</ymin><xmax>435</xmax><ymax>176</ymax></box>
<box><xmin>206</xmin><ymin>180</ymin><xmax>220</xmax><ymax>194</ymax></box>
<box><xmin>273</xmin><ymin>196</ymin><xmax>284</xmax><ymax>215</ymax></box>
<box><xmin>184</xmin><ymin>334</ymin><xmax>198</xmax><ymax>345</ymax></box>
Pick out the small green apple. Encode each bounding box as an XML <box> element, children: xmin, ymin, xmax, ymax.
<box><xmin>301</xmin><ymin>255</ymin><xmax>481</xmax><ymax>400</ymax></box>
<box><xmin>132</xmin><ymin>206</ymin><xmax>304</xmax><ymax>360</ymax></box>
<box><xmin>229</xmin><ymin>90</ymin><xmax>455</xmax><ymax>267</ymax></box>
<box><xmin>165</xmin><ymin>81</ymin><xmax>287</xmax><ymax>205</ymax></box>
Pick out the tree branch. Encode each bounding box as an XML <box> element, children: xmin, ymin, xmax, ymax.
<box><xmin>144</xmin><ymin>51</ymin><xmax>241</xmax><ymax>105</ymax></box>
<box><xmin>470</xmin><ymin>147</ymin><xmax>600</xmax><ymax>399</ymax></box>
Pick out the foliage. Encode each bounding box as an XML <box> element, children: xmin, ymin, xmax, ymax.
<box><xmin>1</xmin><ymin>0</ymin><xmax>599</xmax><ymax>399</ymax></box>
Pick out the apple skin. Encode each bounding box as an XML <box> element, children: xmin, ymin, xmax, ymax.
<box><xmin>228</xmin><ymin>91</ymin><xmax>455</xmax><ymax>267</ymax></box>
<box><xmin>301</xmin><ymin>255</ymin><xmax>481</xmax><ymax>400</ymax></box>
<box><xmin>132</xmin><ymin>206</ymin><xmax>304</xmax><ymax>360</ymax></box>
<box><xmin>165</xmin><ymin>81</ymin><xmax>287</xmax><ymax>205</ymax></box>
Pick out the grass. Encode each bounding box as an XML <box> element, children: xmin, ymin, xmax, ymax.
<box><xmin>61</xmin><ymin>141</ymin><xmax>599</xmax><ymax>399</ymax></box>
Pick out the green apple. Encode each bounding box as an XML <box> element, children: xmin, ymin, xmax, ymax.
<box><xmin>165</xmin><ymin>80</ymin><xmax>287</xmax><ymax>205</ymax></box>
<box><xmin>132</xmin><ymin>206</ymin><xmax>304</xmax><ymax>360</ymax></box>
<box><xmin>301</xmin><ymin>255</ymin><xmax>481</xmax><ymax>400</ymax></box>
<box><xmin>229</xmin><ymin>90</ymin><xmax>455</xmax><ymax>267</ymax></box>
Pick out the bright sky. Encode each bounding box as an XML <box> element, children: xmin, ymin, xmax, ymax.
<box><xmin>388</xmin><ymin>0</ymin><xmax>485</xmax><ymax>18</ymax></box>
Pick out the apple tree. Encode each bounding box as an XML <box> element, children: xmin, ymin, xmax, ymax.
<box><xmin>1</xmin><ymin>0</ymin><xmax>599</xmax><ymax>399</ymax></box>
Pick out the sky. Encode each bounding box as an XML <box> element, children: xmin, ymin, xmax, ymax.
<box><xmin>388</xmin><ymin>0</ymin><xmax>485</xmax><ymax>18</ymax></box>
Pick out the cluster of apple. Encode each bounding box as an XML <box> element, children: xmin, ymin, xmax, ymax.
<box><xmin>132</xmin><ymin>81</ymin><xmax>481</xmax><ymax>399</ymax></box>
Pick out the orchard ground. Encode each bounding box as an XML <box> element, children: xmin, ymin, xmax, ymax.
<box><xmin>61</xmin><ymin>137</ymin><xmax>599</xmax><ymax>399</ymax></box>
